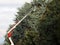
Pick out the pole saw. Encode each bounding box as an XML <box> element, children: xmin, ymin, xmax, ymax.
<box><xmin>7</xmin><ymin>10</ymin><xmax>32</xmax><ymax>45</ymax></box>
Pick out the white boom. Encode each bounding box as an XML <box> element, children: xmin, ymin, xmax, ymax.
<box><xmin>9</xmin><ymin>37</ymin><xmax>14</xmax><ymax>45</ymax></box>
<box><xmin>7</xmin><ymin>10</ymin><xmax>32</xmax><ymax>45</ymax></box>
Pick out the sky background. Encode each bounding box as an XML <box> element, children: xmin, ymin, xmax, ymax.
<box><xmin>0</xmin><ymin>0</ymin><xmax>32</xmax><ymax>44</ymax></box>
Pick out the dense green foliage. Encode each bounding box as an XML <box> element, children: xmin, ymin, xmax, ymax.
<box><xmin>4</xmin><ymin>0</ymin><xmax>60</xmax><ymax>45</ymax></box>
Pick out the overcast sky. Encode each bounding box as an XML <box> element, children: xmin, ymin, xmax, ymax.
<box><xmin>0</xmin><ymin>0</ymin><xmax>32</xmax><ymax>44</ymax></box>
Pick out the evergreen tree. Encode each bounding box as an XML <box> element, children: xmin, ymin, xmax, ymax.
<box><xmin>4</xmin><ymin>0</ymin><xmax>60</xmax><ymax>45</ymax></box>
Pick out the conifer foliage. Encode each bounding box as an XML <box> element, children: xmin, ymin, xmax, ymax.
<box><xmin>4</xmin><ymin>0</ymin><xmax>60</xmax><ymax>45</ymax></box>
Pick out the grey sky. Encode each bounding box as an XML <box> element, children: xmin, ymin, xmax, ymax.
<box><xmin>0</xmin><ymin>0</ymin><xmax>32</xmax><ymax>44</ymax></box>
